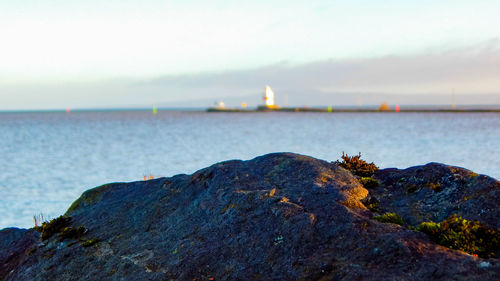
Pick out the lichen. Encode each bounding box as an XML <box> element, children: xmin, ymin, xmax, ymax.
<box><xmin>269</xmin><ymin>188</ymin><xmax>277</xmax><ymax>197</ymax></box>
<box><xmin>317</xmin><ymin>172</ymin><xmax>332</xmax><ymax>184</ymax></box>
<box><xmin>468</xmin><ymin>172</ymin><xmax>479</xmax><ymax>179</ymax></box>
<box><xmin>81</xmin><ymin>238</ymin><xmax>100</xmax><ymax>247</ymax></box>
<box><xmin>426</xmin><ymin>182</ymin><xmax>442</xmax><ymax>192</ymax></box>
<box><xmin>221</xmin><ymin>204</ymin><xmax>236</xmax><ymax>214</ymax></box>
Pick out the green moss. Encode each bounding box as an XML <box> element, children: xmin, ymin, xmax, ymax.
<box><xmin>417</xmin><ymin>214</ymin><xmax>500</xmax><ymax>258</ymax></box>
<box><xmin>417</xmin><ymin>221</ymin><xmax>440</xmax><ymax>233</ymax></box>
<box><xmin>35</xmin><ymin>216</ymin><xmax>72</xmax><ymax>240</ymax></box>
<box><xmin>57</xmin><ymin>226</ymin><xmax>86</xmax><ymax>241</ymax></box>
<box><xmin>67</xmin><ymin>183</ymin><xmax>119</xmax><ymax>214</ymax></box>
<box><xmin>66</xmin><ymin>200</ymin><xmax>82</xmax><ymax>214</ymax></box>
<box><xmin>34</xmin><ymin>216</ymin><xmax>92</xmax><ymax>245</ymax></box>
<box><xmin>80</xmin><ymin>238</ymin><xmax>100</xmax><ymax>247</ymax></box>
<box><xmin>83</xmin><ymin>184</ymin><xmax>113</xmax><ymax>205</ymax></box>
<box><xmin>359</xmin><ymin>177</ymin><xmax>380</xmax><ymax>189</ymax></box>
<box><xmin>374</xmin><ymin>212</ymin><xmax>404</xmax><ymax>225</ymax></box>
<box><xmin>338</xmin><ymin>152</ymin><xmax>378</xmax><ymax>177</ymax></box>
<box><xmin>366</xmin><ymin>202</ymin><xmax>381</xmax><ymax>213</ymax></box>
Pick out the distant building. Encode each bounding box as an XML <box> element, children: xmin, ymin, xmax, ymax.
<box><xmin>259</xmin><ymin>85</ymin><xmax>279</xmax><ymax>110</ymax></box>
<box><xmin>214</xmin><ymin>101</ymin><xmax>225</xmax><ymax>108</ymax></box>
<box><xmin>264</xmin><ymin>85</ymin><xmax>275</xmax><ymax>107</ymax></box>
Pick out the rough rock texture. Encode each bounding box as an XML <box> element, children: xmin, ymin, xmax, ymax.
<box><xmin>0</xmin><ymin>228</ymin><xmax>38</xmax><ymax>278</ymax></box>
<box><xmin>370</xmin><ymin>163</ymin><xmax>500</xmax><ymax>228</ymax></box>
<box><xmin>1</xmin><ymin>153</ymin><xmax>498</xmax><ymax>280</ymax></box>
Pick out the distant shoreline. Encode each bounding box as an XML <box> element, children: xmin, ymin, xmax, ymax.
<box><xmin>207</xmin><ymin>107</ymin><xmax>500</xmax><ymax>113</ymax></box>
<box><xmin>1</xmin><ymin>105</ymin><xmax>500</xmax><ymax>113</ymax></box>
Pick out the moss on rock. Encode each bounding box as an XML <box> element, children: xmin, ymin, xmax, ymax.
<box><xmin>359</xmin><ymin>177</ymin><xmax>380</xmax><ymax>189</ymax></box>
<box><xmin>373</xmin><ymin>213</ymin><xmax>405</xmax><ymax>225</ymax></box>
<box><xmin>417</xmin><ymin>214</ymin><xmax>500</xmax><ymax>258</ymax></box>
<box><xmin>35</xmin><ymin>216</ymin><xmax>72</xmax><ymax>241</ymax></box>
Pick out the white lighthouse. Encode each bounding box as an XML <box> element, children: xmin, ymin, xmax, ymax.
<box><xmin>263</xmin><ymin>85</ymin><xmax>275</xmax><ymax>107</ymax></box>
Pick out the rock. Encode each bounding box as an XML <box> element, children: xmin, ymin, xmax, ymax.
<box><xmin>370</xmin><ymin>162</ymin><xmax>500</xmax><ymax>228</ymax></box>
<box><xmin>1</xmin><ymin>153</ymin><xmax>498</xmax><ymax>280</ymax></box>
<box><xmin>0</xmin><ymin>228</ymin><xmax>39</xmax><ymax>278</ymax></box>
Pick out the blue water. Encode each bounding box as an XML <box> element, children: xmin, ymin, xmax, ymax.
<box><xmin>1</xmin><ymin>111</ymin><xmax>499</xmax><ymax>228</ymax></box>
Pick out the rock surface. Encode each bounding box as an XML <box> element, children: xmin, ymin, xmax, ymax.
<box><xmin>1</xmin><ymin>153</ymin><xmax>498</xmax><ymax>280</ymax></box>
<box><xmin>370</xmin><ymin>163</ymin><xmax>500</xmax><ymax>228</ymax></box>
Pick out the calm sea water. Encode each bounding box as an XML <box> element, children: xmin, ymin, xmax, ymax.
<box><xmin>1</xmin><ymin>111</ymin><xmax>499</xmax><ymax>228</ymax></box>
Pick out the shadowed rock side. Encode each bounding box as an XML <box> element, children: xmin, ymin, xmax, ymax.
<box><xmin>370</xmin><ymin>163</ymin><xmax>500</xmax><ymax>229</ymax></box>
<box><xmin>1</xmin><ymin>153</ymin><xmax>498</xmax><ymax>280</ymax></box>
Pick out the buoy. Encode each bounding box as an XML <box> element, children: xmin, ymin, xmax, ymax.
<box><xmin>395</xmin><ymin>105</ymin><xmax>400</xmax><ymax>112</ymax></box>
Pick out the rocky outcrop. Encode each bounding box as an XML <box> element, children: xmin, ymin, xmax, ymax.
<box><xmin>369</xmin><ymin>163</ymin><xmax>499</xmax><ymax>228</ymax></box>
<box><xmin>1</xmin><ymin>153</ymin><xmax>498</xmax><ymax>280</ymax></box>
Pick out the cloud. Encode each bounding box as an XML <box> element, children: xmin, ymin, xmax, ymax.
<box><xmin>141</xmin><ymin>39</ymin><xmax>500</xmax><ymax>106</ymax></box>
<box><xmin>1</xmin><ymin>40</ymin><xmax>499</xmax><ymax>109</ymax></box>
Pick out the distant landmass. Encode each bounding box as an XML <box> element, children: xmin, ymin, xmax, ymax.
<box><xmin>157</xmin><ymin>91</ymin><xmax>500</xmax><ymax>110</ymax></box>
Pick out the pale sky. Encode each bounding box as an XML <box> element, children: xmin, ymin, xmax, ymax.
<box><xmin>1</xmin><ymin>0</ymin><xmax>499</xmax><ymax>109</ymax></box>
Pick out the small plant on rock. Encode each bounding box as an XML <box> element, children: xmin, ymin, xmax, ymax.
<box><xmin>359</xmin><ymin>177</ymin><xmax>380</xmax><ymax>189</ymax></box>
<box><xmin>57</xmin><ymin>226</ymin><xmax>87</xmax><ymax>241</ymax></box>
<box><xmin>35</xmin><ymin>216</ymin><xmax>72</xmax><ymax>240</ymax></box>
<box><xmin>374</xmin><ymin>212</ymin><xmax>405</xmax><ymax>225</ymax></box>
<box><xmin>33</xmin><ymin>213</ymin><xmax>48</xmax><ymax>227</ymax></box>
<box><xmin>34</xmin><ymin>216</ymin><xmax>89</xmax><ymax>243</ymax></box>
<box><xmin>338</xmin><ymin>152</ymin><xmax>378</xmax><ymax>177</ymax></box>
<box><xmin>417</xmin><ymin>214</ymin><xmax>500</xmax><ymax>258</ymax></box>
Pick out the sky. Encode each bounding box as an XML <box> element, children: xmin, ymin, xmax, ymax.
<box><xmin>0</xmin><ymin>0</ymin><xmax>499</xmax><ymax>109</ymax></box>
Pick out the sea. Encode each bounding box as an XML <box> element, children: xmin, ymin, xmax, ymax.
<box><xmin>1</xmin><ymin>110</ymin><xmax>499</xmax><ymax>229</ymax></box>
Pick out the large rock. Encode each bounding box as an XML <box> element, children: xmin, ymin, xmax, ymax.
<box><xmin>370</xmin><ymin>163</ymin><xmax>499</xmax><ymax>228</ymax></box>
<box><xmin>1</xmin><ymin>153</ymin><xmax>498</xmax><ymax>280</ymax></box>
